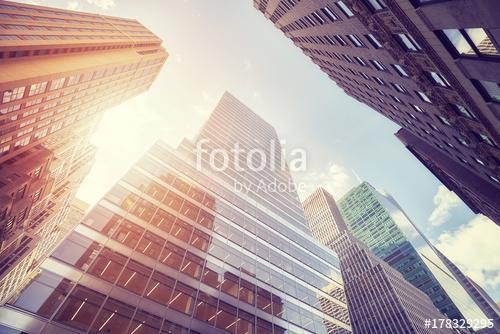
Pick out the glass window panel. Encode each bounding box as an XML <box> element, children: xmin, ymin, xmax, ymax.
<box><xmin>13</xmin><ymin>270</ymin><xmax>74</xmax><ymax>318</ymax></box>
<box><xmin>136</xmin><ymin>231</ymin><xmax>165</xmax><ymax>260</ymax></box>
<box><xmin>90</xmin><ymin>298</ymin><xmax>135</xmax><ymax>333</ymax></box>
<box><xmin>151</xmin><ymin>208</ymin><xmax>176</xmax><ymax>233</ymax></box>
<box><xmin>145</xmin><ymin>271</ymin><xmax>174</xmax><ymax>305</ymax></box>
<box><xmin>202</xmin><ymin>264</ymin><xmax>223</xmax><ymax>289</ymax></box>
<box><xmin>168</xmin><ymin>282</ymin><xmax>195</xmax><ymax>315</ymax></box>
<box><xmin>479</xmin><ymin>80</ymin><xmax>500</xmax><ymax>102</ymax></box>
<box><xmin>88</xmin><ymin>248</ymin><xmax>127</xmax><ymax>283</ymax></box>
<box><xmin>161</xmin><ymin>242</ymin><xmax>185</xmax><ymax>271</ymax></box>
<box><xmin>194</xmin><ymin>292</ymin><xmax>218</xmax><ymax>326</ymax></box>
<box><xmin>83</xmin><ymin>205</ymin><xmax>121</xmax><ymax>235</ymax></box>
<box><xmin>129</xmin><ymin>309</ymin><xmax>162</xmax><ymax>334</ymax></box>
<box><xmin>190</xmin><ymin>228</ymin><xmax>210</xmax><ymax>251</ymax></box>
<box><xmin>221</xmin><ymin>273</ymin><xmax>239</xmax><ymax>299</ymax></box>
<box><xmin>53</xmin><ymin>286</ymin><xmax>105</xmax><ymax>331</ymax></box>
<box><xmin>196</xmin><ymin>209</ymin><xmax>215</xmax><ymax>230</ymax></box>
<box><xmin>117</xmin><ymin>261</ymin><xmax>151</xmax><ymax>296</ymax></box>
<box><xmin>171</xmin><ymin>218</ymin><xmax>193</xmax><ymax>243</ymax></box>
<box><xmin>465</xmin><ymin>28</ymin><xmax>499</xmax><ymax>56</ymax></box>
<box><xmin>180</xmin><ymin>251</ymin><xmax>204</xmax><ymax>279</ymax></box>
<box><xmin>112</xmin><ymin>221</ymin><xmax>143</xmax><ymax>249</ymax></box>
<box><xmin>52</xmin><ymin>232</ymin><xmax>100</xmax><ymax>270</ymax></box>
<box><xmin>443</xmin><ymin>29</ymin><xmax>474</xmax><ymax>55</ymax></box>
<box><xmin>163</xmin><ymin>191</ymin><xmax>183</xmax><ymax>211</ymax></box>
<box><xmin>215</xmin><ymin>301</ymin><xmax>238</xmax><ymax>333</ymax></box>
<box><xmin>256</xmin><ymin>288</ymin><xmax>273</xmax><ymax>314</ymax></box>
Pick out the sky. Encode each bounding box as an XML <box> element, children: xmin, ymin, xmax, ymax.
<box><xmin>20</xmin><ymin>0</ymin><xmax>499</xmax><ymax>301</ymax></box>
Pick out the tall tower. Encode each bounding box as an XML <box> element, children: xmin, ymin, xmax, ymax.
<box><xmin>253</xmin><ymin>0</ymin><xmax>500</xmax><ymax>225</ymax></box>
<box><xmin>338</xmin><ymin>182</ymin><xmax>491</xmax><ymax>328</ymax></box>
<box><xmin>0</xmin><ymin>0</ymin><xmax>167</xmax><ymax>305</ymax></box>
<box><xmin>303</xmin><ymin>187</ymin><xmax>456</xmax><ymax>334</ymax></box>
<box><xmin>0</xmin><ymin>92</ymin><xmax>352</xmax><ymax>334</ymax></box>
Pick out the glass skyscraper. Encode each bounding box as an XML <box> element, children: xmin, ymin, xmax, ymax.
<box><xmin>0</xmin><ymin>92</ymin><xmax>351</xmax><ymax>334</ymax></box>
<box><xmin>304</xmin><ymin>188</ymin><xmax>454</xmax><ymax>334</ymax></box>
<box><xmin>338</xmin><ymin>182</ymin><xmax>489</xmax><ymax>326</ymax></box>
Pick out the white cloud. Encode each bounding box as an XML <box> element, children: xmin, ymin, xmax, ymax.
<box><xmin>428</xmin><ymin>185</ymin><xmax>462</xmax><ymax>226</ymax></box>
<box><xmin>66</xmin><ymin>0</ymin><xmax>79</xmax><ymax>10</ymax></box>
<box><xmin>86</xmin><ymin>0</ymin><xmax>115</xmax><ymax>10</ymax></box>
<box><xmin>296</xmin><ymin>162</ymin><xmax>357</xmax><ymax>200</ymax></box>
<box><xmin>435</xmin><ymin>215</ymin><xmax>500</xmax><ymax>292</ymax></box>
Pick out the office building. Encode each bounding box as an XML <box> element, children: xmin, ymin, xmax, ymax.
<box><xmin>0</xmin><ymin>92</ymin><xmax>351</xmax><ymax>333</ymax></box>
<box><xmin>338</xmin><ymin>182</ymin><xmax>490</xmax><ymax>330</ymax></box>
<box><xmin>435</xmin><ymin>248</ymin><xmax>500</xmax><ymax>333</ymax></box>
<box><xmin>304</xmin><ymin>187</ymin><xmax>455</xmax><ymax>334</ymax></box>
<box><xmin>0</xmin><ymin>0</ymin><xmax>167</xmax><ymax>306</ymax></box>
<box><xmin>253</xmin><ymin>0</ymin><xmax>500</xmax><ymax>225</ymax></box>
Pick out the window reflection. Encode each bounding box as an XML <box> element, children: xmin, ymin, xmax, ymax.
<box><xmin>144</xmin><ymin>271</ymin><xmax>174</xmax><ymax>305</ymax></box>
<box><xmin>161</xmin><ymin>242</ymin><xmax>185</xmax><ymax>271</ymax></box>
<box><xmin>89</xmin><ymin>298</ymin><xmax>134</xmax><ymax>333</ymax></box>
<box><xmin>117</xmin><ymin>261</ymin><xmax>151</xmax><ymax>296</ymax></box>
<box><xmin>52</xmin><ymin>232</ymin><xmax>101</xmax><ymax>271</ymax></box>
<box><xmin>88</xmin><ymin>248</ymin><xmax>127</xmax><ymax>283</ymax></box>
<box><xmin>14</xmin><ymin>270</ymin><xmax>74</xmax><ymax>319</ymax></box>
<box><xmin>168</xmin><ymin>282</ymin><xmax>195</xmax><ymax>315</ymax></box>
<box><xmin>53</xmin><ymin>285</ymin><xmax>105</xmax><ymax>331</ymax></box>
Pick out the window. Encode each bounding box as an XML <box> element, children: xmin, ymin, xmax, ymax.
<box><xmin>411</xmin><ymin>104</ymin><xmax>425</xmax><ymax>114</ymax></box>
<box><xmin>49</xmin><ymin>77</ymin><xmax>66</xmax><ymax>91</ymax></box>
<box><xmin>334</xmin><ymin>35</ymin><xmax>348</xmax><ymax>46</ymax></box>
<box><xmin>336</xmin><ymin>1</ymin><xmax>354</xmax><ymax>17</ymax></box>
<box><xmin>373</xmin><ymin>77</ymin><xmax>385</xmax><ymax>86</ymax></box>
<box><xmin>14</xmin><ymin>136</ymin><xmax>30</xmax><ymax>148</ymax></box>
<box><xmin>365</xmin><ymin>34</ymin><xmax>382</xmax><ymax>49</ymax></box>
<box><xmin>348</xmin><ymin>34</ymin><xmax>365</xmax><ymax>47</ymax></box>
<box><xmin>475</xmin><ymin>132</ymin><xmax>496</xmax><ymax>146</ymax></box>
<box><xmin>2</xmin><ymin>86</ymin><xmax>25</xmax><ymax>103</ymax></box>
<box><xmin>320</xmin><ymin>7</ymin><xmax>339</xmax><ymax>22</ymax></box>
<box><xmin>474</xmin><ymin>157</ymin><xmax>486</xmax><ymax>166</ymax></box>
<box><xmin>441</xmin><ymin>28</ymin><xmax>499</xmax><ymax>57</ymax></box>
<box><xmin>391</xmin><ymin>64</ymin><xmax>409</xmax><ymax>77</ymax></box>
<box><xmin>474</xmin><ymin>80</ymin><xmax>500</xmax><ymax>103</ymax></box>
<box><xmin>416</xmin><ymin>91</ymin><xmax>432</xmax><ymax>103</ymax></box>
<box><xmin>426</xmin><ymin>71</ymin><xmax>450</xmax><ymax>87</ymax></box>
<box><xmin>438</xmin><ymin>115</ymin><xmax>451</xmax><ymax>126</ymax></box>
<box><xmin>391</xmin><ymin>83</ymin><xmax>408</xmax><ymax>94</ymax></box>
<box><xmin>67</xmin><ymin>74</ymin><xmax>81</xmax><ymax>86</ymax></box>
<box><xmin>395</xmin><ymin>33</ymin><xmax>421</xmax><ymax>51</ymax></box>
<box><xmin>28</xmin><ymin>81</ymin><xmax>47</xmax><ymax>96</ymax></box>
<box><xmin>363</xmin><ymin>0</ymin><xmax>386</xmax><ymax>11</ymax></box>
<box><xmin>452</xmin><ymin>104</ymin><xmax>475</xmax><ymax>119</ymax></box>
<box><xmin>370</xmin><ymin>60</ymin><xmax>387</xmax><ymax>71</ymax></box>
<box><xmin>353</xmin><ymin>56</ymin><xmax>367</xmax><ymax>67</ymax></box>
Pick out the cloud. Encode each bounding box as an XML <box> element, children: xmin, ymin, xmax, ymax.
<box><xmin>86</xmin><ymin>0</ymin><xmax>115</xmax><ymax>10</ymax></box>
<box><xmin>435</xmin><ymin>215</ymin><xmax>500</xmax><ymax>293</ymax></box>
<box><xmin>428</xmin><ymin>185</ymin><xmax>462</xmax><ymax>226</ymax></box>
<box><xmin>66</xmin><ymin>0</ymin><xmax>79</xmax><ymax>10</ymax></box>
<box><xmin>296</xmin><ymin>162</ymin><xmax>357</xmax><ymax>200</ymax></box>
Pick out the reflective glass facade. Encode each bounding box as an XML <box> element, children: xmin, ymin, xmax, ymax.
<box><xmin>338</xmin><ymin>182</ymin><xmax>489</xmax><ymax>328</ymax></box>
<box><xmin>0</xmin><ymin>92</ymin><xmax>351</xmax><ymax>334</ymax></box>
<box><xmin>304</xmin><ymin>188</ymin><xmax>455</xmax><ymax>334</ymax></box>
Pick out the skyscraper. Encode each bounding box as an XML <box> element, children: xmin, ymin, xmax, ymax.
<box><xmin>0</xmin><ymin>92</ymin><xmax>351</xmax><ymax>334</ymax></box>
<box><xmin>253</xmin><ymin>0</ymin><xmax>500</xmax><ymax>225</ymax></box>
<box><xmin>338</xmin><ymin>182</ymin><xmax>491</xmax><ymax>329</ymax></box>
<box><xmin>303</xmin><ymin>187</ymin><xmax>455</xmax><ymax>334</ymax></box>
<box><xmin>0</xmin><ymin>0</ymin><xmax>167</xmax><ymax>305</ymax></box>
<box><xmin>434</xmin><ymin>248</ymin><xmax>500</xmax><ymax>332</ymax></box>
